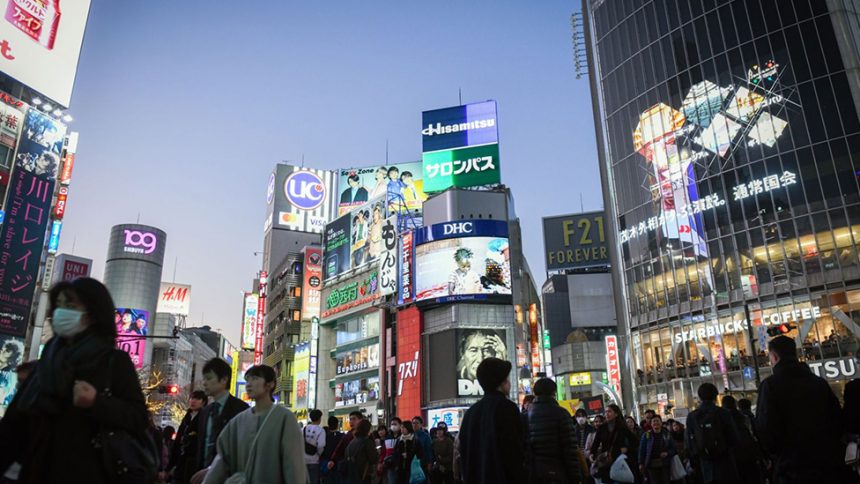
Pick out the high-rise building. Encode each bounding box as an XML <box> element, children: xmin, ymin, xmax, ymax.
<box><xmin>585</xmin><ymin>0</ymin><xmax>860</xmax><ymax>414</ymax></box>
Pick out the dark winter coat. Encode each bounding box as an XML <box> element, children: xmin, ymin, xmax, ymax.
<box><xmin>844</xmin><ymin>378</ymin><xmax>860</xmax><ymax>435</ymax></box>
<box><xmin>756</xmin><ymin>359</ymin><xmax>845</xmax><ymax>482</ymax></box>
<box><xmin>574</xmin><ymin>422</ymin><xmax>594</xmax><ymax>451</ymax></box>
<box><xmin>458</xmin><ymin>389</ymin><xmax>526</xmax><ymax>484</ymax></box>
<box><xmin>524</xmin><ymin>397</ymin><xmax>583</xmax><ymax>484</ymax></box>
<box><xmin>685</xmin><ymin>401</ymin><xmax>740</xmax><ymax>484</ymax></box>
<box><xmin>168</xmin><ymin>408</ymin><xmax>201</xmax><ymax>483</ymax></box>
<box><xmin>194</xmin><ymin>393</ymin><xmax>249</xmax><ymax>471</ymax></box>
<box><xmin>638</xmin><ymin>428</ymin><xmax>675</xmax><ymax>468</ymax></box>
<box><xmin>394</xmin><ymin>435</ymin><xmax>424</xmax><ymax>484</ymax></box>
<box><xmin>589</xmin><ymin>419</ymin><xmax>635</xmax><ymax>481</ymax></box>
<box><xmin>0</xmin><ymin>332</ymin><xmax>148</xmax><ymax>484</ymax></box>
<box><xmin>345</xmin><ymin>435</ymin><xmax>379</xmax><ymax>484</ymax></box>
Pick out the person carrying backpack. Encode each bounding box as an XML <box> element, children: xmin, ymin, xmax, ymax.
<box><xmin>684</xmin><ymin>383</ymin><xmax>740</xmax><ymax>484</ymax></box>
<box><xmin>305</xmin><ymin>409</ymin><xmax>327</xmax><ymax>483</ymax></box>
<box><xmin>345</xmin><ymin>420</ymin><xmax>379</xmax><ymax>484</ymax></box>
<box><xmin>321</xmin><ymin>416</ymin><xmax>345</xmax><ymax>484</ymax></box>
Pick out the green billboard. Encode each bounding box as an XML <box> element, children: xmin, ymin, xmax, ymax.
<box><xmin>421</xmin><ymin>143</ymin><xmax>501</xmax><ymax>192</ymax></box>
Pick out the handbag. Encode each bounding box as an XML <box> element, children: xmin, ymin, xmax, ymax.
<box><xmin>304</xmin><ymin>427</ymin><xmax>319</xmax><ymax>455</ymax></box>
<box><xmin>670</xmin><ymin>455</ymin><xmax>687</xmax><ymax>480</ymax></box>
<box><xmin>409</xmin><ymin>455</ymin><xmax>427</xmax><ymax>484</ymax></box>
<box><xmin>94</xmin><ymin>352</ymin><xmax>159</xmax><ymax>484</ymax></box>
<box><xmin>609</xmin><ymin>454</ymin><xmax>635</xmax><ymax>483</ymax></box>
<box><xmin>224</xmin><ymin>405</ymin><xmax>276</xmax><ymax>484</ymax></box>
<box><xmin>846</xmin><ymin>441</ymin><xmax>860</xmax><ymax>466</ymax></box>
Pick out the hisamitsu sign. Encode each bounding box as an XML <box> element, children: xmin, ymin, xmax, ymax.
<box><xmin>542</xmin><ymin>211</ymin><xmax>609</xmax><ymax>271</ymax></box>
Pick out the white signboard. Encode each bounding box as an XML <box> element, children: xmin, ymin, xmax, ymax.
<box><xmin>156</xmin><ymin>282</ymin><xmax>191</xmax><ymax>316</ymax></box>
<box><xmin>379</xmin><ymin>215</ymin><xmax>398</xmax><ymax>296</ymax></box>
<box><xmin>0</xmin><ymin>0</ymin><xmax>92</xmax><ymax>107</ymax></box>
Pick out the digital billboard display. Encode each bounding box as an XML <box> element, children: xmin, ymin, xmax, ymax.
<box><xmin>301</xmin><ymin>247</ymin><xmax>322</xmax><ymax>322</ymax></box>
<box><xmin>414</xmin><ymin>220</ymin><xmax>511</xmax><ymax>303</ymax></box>
<box><xmin>421</xmin><ymin>101</ymin><xmax>498</xmax><ymax>153</ymax></box>
<box><xmin>115</xmin><ymin>308</ymin><xmax>148</xmax><ymax>369</ymax></box>
<box><xmin>292</xmin><ymin>342</ymin><xmax>310</xmax><ymax>411</ymax></box>
<box><xmin>323</xmin><ymin>196</ymin><xmax>386</xmax><ymax>281</ymax></box>
<box><xmin>266</xmin><ymin>164</ymin><xmax>335</xmax><ymax>235</ymax></box>
<box><xmin>241</xmin><ymin>293</ymin><xmax>258</xmax><ymax>350</ymax></box>
<box><xmin>335</xmin><ymin>342</ymin><xmax>379</xmax><ymax>377</ymax></box>
<box><xmin>336</xmin><ymin>162</ymin><xmax>428</xmax><ymax>216</ymax></box>
<box><xmin>456</xmin><ymin>328</ymin><xmax>508</xmax><ymax>397</ymax></box>
<box><xmin>421</xmin><ymin>143</ymin><xmax>501</xmax><ymax>193</ymax></box>
<box><xmin>542</xmin><ymin>211</ymin><xmax>609</xmax><ymax>271</ymax></box>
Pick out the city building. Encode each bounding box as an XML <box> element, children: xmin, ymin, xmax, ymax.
<box><xmin>263</xmin><ymin>250</ymin><xmax>305</xmax><ymax>405</ymax></box>
<box><xmin>585</xmin><ymin>0</ymin><xmax>860</xmax><ymax>415</ymax></box>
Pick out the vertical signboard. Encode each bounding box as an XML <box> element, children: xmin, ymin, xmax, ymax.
<box><xmin>379</xmin><ymin>215</ymin><xmax>398</xmax><ymax>296</ymax></box>
<box><xmin>229</xmin><ymin>350</ymin><xmax>240</xmax><ymax>397</ymax></box>
<box><xmin>241</xmin><ymin>293</ymin><xmax>258</xmax><ymax>350</ymax></box>
<box><xmin>398</xmin><ymin>230</ymin><xmax>414</xmax><ymax>305</ymax></box>
<box><xmin>605</xmin><ymin>335</ymin><xmax>621</xmax><ymax>395</ymax></box>
<box><xmin>115</xmin><ymin>308</ymin><xmax>148</xmax><ymax>369</ymax></box>
<box><xmin>292</xmin><ymin>342</ymin><xmax>310</xmax><ymax>411</ymax></box>
<box><xmin>528</xmin><ymin>303</ymin><xmax>541</xmax><ymax>377</ymax></box>
<box><xmin>421</xmin><ymin>101</ymin><xmax>501</xmax><ymax>192</ymax></box>
<box><xmin>301</xmin><ymin>247</ymin><xmax>322</xmax><ymax>321</ymax></box>
<box><xmin>0</xmin><ymin>109</ymin><xmax>66</xmax><ymax>336</ymax></box>
<box><xmin>157</xmin><ymin>283</ymin><xmax>191</xmax><ymax>316</ymax></box>
<box><xmin>47</xmin><ymin>219</ymin><xmax>61</xmax><ymax>254</ymax></box>
<box><xmin>255</xmin><ymin>272</ymin><xmax>268</xmax><ymax>365</ymax></box>
<box><xmin>396</xmin><ymin>307</ymin><xmax>422</xmax><ymax>419</ymax></box>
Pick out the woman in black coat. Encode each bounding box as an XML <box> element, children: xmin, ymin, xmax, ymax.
<box><xmin>0</xmin><ymin>278</ymin><xmax>148</xmax><ymax>483</ymax></box>
<box><xmin>394</xmin><ymin>420</ymin><xmax>425</xmax><ymax>484</ymax></box>
<box><xmin>589</xmin><ymin>404</ymin><xmax>636</xmax><ymax>484</ymax></box>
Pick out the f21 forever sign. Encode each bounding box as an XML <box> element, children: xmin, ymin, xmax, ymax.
<box><xmin>421</xmin><ymin>101</ymin><xmax>501</xmax><ymax>192</ymax></box>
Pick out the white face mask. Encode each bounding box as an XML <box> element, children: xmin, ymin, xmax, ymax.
<box><xmin>52</xmin><ymin>308</ymin><xmax>86</xmax><ymax>338</ymax></box>
<box><xmin>576</xmin><ymin>417</ymin><xmax>587</xmax><ymax>425</ymax></box>
<box><xmin>390</xmin><ymin>425</ymin><xmax>400</xmax><ymax>433</ymax></box>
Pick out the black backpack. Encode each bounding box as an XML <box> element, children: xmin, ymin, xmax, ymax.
<box><xmin>692</xmin><ymin>409</ymin><xmax>728</xmax><ymax>458</ymax></box>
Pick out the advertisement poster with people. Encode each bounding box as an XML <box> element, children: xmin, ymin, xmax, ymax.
<box><xmin>115</xmin><ymin>308</ymin><xmax>148</xmax><ymax>369</ymax></box>
<box><xmin>415</xmin><ymin>236</ymin><xmax>512</xmax><ymax>302</ymax></box>
<box><xmin>336</xmin><ymin>162</ymin><xmax>427</xmax><ymax>216</ymax></box>
<box><xmin>325</xmin><ymin>196</ymin><xmax>387</xmax><ymax>280</ymax></box>
<box><xmin>0</xmin><ymin>335</ymin><xmax>25</xmax><ymax>415</ymax></box>
<box><xmin>456</xmin><ymin>328</ymin><xmax>507</xmax><ymax>396</ymax></box>
<box><xmin>16</xmin><ymin>109</ymin><xmax>66</xmax><ymax>180</ymax></box>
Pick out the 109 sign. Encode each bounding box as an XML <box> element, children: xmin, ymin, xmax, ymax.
<box><xmin>285</xmin><ymin>171</ymin><xmax>326</xmax><ymax>210</ymax></box>
<box><xmin>123</xmin><ymin>230</ymin><xmax>157</xmax><ymax>255</ymax></box>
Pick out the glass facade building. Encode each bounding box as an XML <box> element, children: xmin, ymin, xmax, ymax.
<box><xmin>586</xmin><ymin>0</ymin><xmax>860</xmax><ymax>413</ymax></box>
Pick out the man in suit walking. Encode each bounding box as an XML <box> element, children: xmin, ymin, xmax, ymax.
<box><xmin>190</xmin><ymin>358</ymin><xmax>249</xmax><ymax>483</ymax></box>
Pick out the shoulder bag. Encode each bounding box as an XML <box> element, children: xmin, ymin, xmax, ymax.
<box><xmin>224</xmin><ymin>406</ymin><xmax>276</xmax><ymax>484</ymax></box>
<box><xmin>304</xmin><ymin>426</ymin><xmax>319</xmax><ymax>455</ymax></box>
<box><xmin>94</xmin><ymin>352</ymin><xmax>159</xmax><ymax>484</ymax></box>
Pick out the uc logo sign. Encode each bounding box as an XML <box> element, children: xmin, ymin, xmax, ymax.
<box><xmin>285</xmin><ymin>171</ymin><xmax>326</xmax><ymax>210</ymax></box>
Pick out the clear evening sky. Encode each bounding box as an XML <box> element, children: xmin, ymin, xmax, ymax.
<box><xmin>60</xmin><ymin>1</ymin><xmax>601</xmax><ymax>345</ymax></box>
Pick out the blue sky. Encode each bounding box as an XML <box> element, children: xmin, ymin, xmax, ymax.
<box><xmin>60</xmin><ymin>1</ymin><xmax>601</xmax><ymax>344</ymax></box>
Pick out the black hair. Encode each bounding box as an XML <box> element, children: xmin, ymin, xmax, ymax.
<box><xmin>402</xmin><ymin>421</ymin><xmax>414</xmax><ymax>434</ymax></box>
<box><xmin>310</xmin><ymin>409</ymin><xmax>323</xmax><ymax>422</ymax></box>
<box><xmin>533</xmin><ymin>377</ymin><xmax>557</xmax><ymax>397</ymax></box>
<box><xmin>768</xmin><ymin>335</ymin><xmax>798</xmax><ymax>362</ymax></box>
<box><xmin>523</xmin><ymin>394</ymin><xmax>536</xmax><ymax>404</ymax></box>
<box><xmin>49</xmin><ymin>278</ymin><xmax>118</xmax><ymax>342</ymax></box>
<box><xmin>574</xmin><ymin>408</ymin><xmax>588</xmax><ymax>418</ymax></box>
<box><xmin>412</xmin><ymin>415</ymin><xmax>424</xmax><ymax>425</ymax></box>
<box><xmin>697</xmin><ymin>382</ymin><xmax>719</xmax><ymax>402</ymax></box>
<box><xmin>722</xmin><ymin>395</ymin><xmax>738</xmax><ymax>411</ymax></box>
<box><xmin>356</xmin><ymin>419</ymin><xmax>372</xmax><ymax>438</ymax></box>
<box><xmin>644</xmin><ymin>408</ymin><xmax>655</xmax><ymax>415</ymax></box>
<box><xmin>387</xmin><ymin>167</ymin><xmax>399</xmax><ymax>176</ymax></box>
<box><xmin>348</xmin><ymin>174</ymin><xmax>360</xmax><ymax>183</ymax></box>
<box><xmin>606</xmin><ymin>404</ymin><xmax>622</xmax><ymax>417</ymax></box>
<box><xmin>390</xmin><ymin>417</ymin><xmax>402</xmax><ymax>425</ymax></box>
<box><xmin>245</xmin><ymin>364</ymin><xmax>276</xmax><ymax>398</ymax></box>
<box><xmin>203</xmin><ymin>358</ymin><xmax>233</xmax><ymax>387</ymax></box>
<box><xmin>190</xmin><ymin>390</ymin><xmax>207</xmax><ymax>401</ymax></box>
<box><xmin>328</xmin><ymin>416</ymin><xmax>340</xmax><ymax>429</ymax></box>
<box><xmin>349</xmin><ymin>410</ymin><xmax>364</xmax><ymax>420</ymax></box>
<box><xmin>401</xmin><ymin>171</ymin><xmax>413</xmax><ymax>179</ymax></box>
<box><xmin>738</xmin><ymin>398</ymin><xmax>753</xmax><ymax>411</ymax></box>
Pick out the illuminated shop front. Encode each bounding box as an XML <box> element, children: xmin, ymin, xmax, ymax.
<box><xmin>586</xmin><ymin>0</ymin><xmax>860</xmax><ymax>413</ymax></box>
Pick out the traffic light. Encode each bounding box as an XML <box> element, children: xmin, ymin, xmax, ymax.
<box><xmin>157</xmin><ymin>384</ymin><xmax>181</xmax><ymax>395</ymax></box>
<box><xmin>767</xmin><ymin>323</ymin><xmax>796</xmax><ymax>337</ymax></box>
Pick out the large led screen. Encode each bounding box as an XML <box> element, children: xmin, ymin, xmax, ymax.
<box><xmin>336</xmin><ymin>162</ymin><xmax>428</xmax><ymax>216</ymax></box>
<box><xmin>414</xmin><ymin>220</ymin><xmax>511</xmax><ymax>303</ymax></box>
<box><xmin>115</xmin><ymin>308</ymin><xmax>148</xmax><ymax>369</ymax></box>
<box><xmin>456</xmin><ymin>328</ymin><xmax>508</xmax><ymax>397</ymax></box>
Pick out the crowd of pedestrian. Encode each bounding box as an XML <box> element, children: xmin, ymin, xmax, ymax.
<box><xmin>0</xmin><ymin>277</ymin><xmax>859</xmax><ymax>484</ymax></box>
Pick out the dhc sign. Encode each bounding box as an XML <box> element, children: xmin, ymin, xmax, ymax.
<box><xmin>443</xmin><ymin>222</ymin><xmax>473</xmax><ymax>236</ymax></box>
<box><xmin>415</xmin><ymin>219</ymin><xmax>508</xmax><ymax>245</ymax></box>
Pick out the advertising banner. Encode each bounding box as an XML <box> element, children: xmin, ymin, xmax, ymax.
<box><xmin>396</xmin><ymin>306</ymin><xmax>421</xmax><ymax>418</ymax></box>
<box><xmin>0</xmin><ymin>100</ymin><xmax>23</xmax><ymax>149</ymax></box>
<box><xmin>336</xmin><ymin>162</ymin><xmax>428</xmax><ymax>216</ymax></box>
<box><xmin>334</xmin><ymin>375</ymin><xmax>380</xmax><ymax>408</ymax></box>
<box><xmin>335</xmin><ymin>342</ymin><xmax>379</xmax><ymax>376</ymax></box>
<box><xmin>398</xmin><ymin>230</ymin><xmax>414</xmax><ymax>305</ymax></box>
<box><xmin>427</xmin><ymin>407</ymin><xmax>467</xmax><ymax>432</ymax></box>
<box><xmin>53</xmin><ymin>185</ymin><xmax>67</xmax><ymax>219</ymax></box>
<box><xmin>115</xmin><ymin>308</ymin><xmax>148</xmax><ymax>369</ymax></box>
<box><xmin>0</xmin><ymin>0</ymin><xmax>91</xmax><ymax>107</ymax></box>
<box><xmin>292</xmin><ymin>342</ymin><xmax>310</xmax><ymax>411</ymax></box>
<box><xmin>456</xmin><ymin>328</ymin><xmax>507</xmax><ymax>396</ymax></box>
<box><xmin>348</xmin><ymin>196</ymin><xmax>385</xmax><ymax>273</ymax></box>
<box><xmin>542</xmin><ymin>211</ymin><xmax>609</xmax><ymax>271</ymax></box>
<box><xmin>323</xmin><ymin>212</ymin><xmax>351</xmax><ymax>280</ymax></box>
<box><xmin>0</xmin><ymin>334</ymin><xmax>23</xmax><ymax>415</ymax></box>
<box><xmin>56</xmin><ymin>253</ymin><xmax>90</xmax><ymax>281</ymax></box>
<box><xmin>581</xmin><ymin>395</ymin><xmax>605</xmax><ymax>416</ymax></box>
<box><xmin>157</xmin><ymin>282</ymin><xmax>191</xmax><ymax>316</ymax></box>
<box><xmin>421</xmin><ymin>101</ymin><xmax>498</xmax><ymax>153</ymax></box>
<box><xmin>106</xmin><ymin>224</ymin><xmax>167</xmax><ymax>266</ymax></box>
<box><xmin>379</xmin><ymin>215</ymin><xmax>398</xmax><ymax>296</ymax></box>
<box><xmin>255</xmin><ymin>273</ymin><xmax>267</xmax><ymax>365</ymax></box>
<box><xmin>422</xmin><ymin>143</ymin><xmax>501</xmax><ymax>193</ymax></box>
<box><xmin>322</xmin><ymin>270</ymin><xmax>379</xmax><ymax>318</ymax></box>
<box><xmin>47</xmin><ymin>219</ymin><xmax>61</xmax><ymax>254</ymax></box>
<box><xmin>241</xmin><ymin>293</ymin><xmax>258</xmax><ymax>350</ymax></box>
<box><xmin>266</xmin><ymin>164</ymin><xmax>334</xmax><ymax>234</ymax></box>
<box><xmin>301</xmin><ymin>247</ymin><xmax>322</xmax><ymax>322</ymax></box>
<box><xmin>414</xmin><ymin>221</ymin><xmax>511</xmax><ymax>303</ymax></box>
<box><xmin>605</xmin><ymin>335</ymin><xmax>621</xmax><ymax>394</ymax></box>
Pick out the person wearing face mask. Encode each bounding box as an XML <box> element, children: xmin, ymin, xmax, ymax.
<box><xmin>379</xmin><ymin>418</ymin><xmax>401</xmax><ymax>484</ymax></box>
<box><xmin>0</xmin><ymin>278</ymin><xmax>148</xmax><ymax>483</ymax></box>
<box><xmin>573</xmin><ymin>409</ymin><xmax>595</xmax><ymax>457</ymax></box>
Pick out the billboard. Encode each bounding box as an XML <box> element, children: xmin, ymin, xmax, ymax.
<box><xmin>255</xmin><ymin>273</ymin><xmax>267</xmax><ymax>365</ymax></box>
<box><xmin>241</xmin><ymin>293</ymin><xmax>258</xmax><ymax>350</ymax></box>
<box><xmin>335</xmin><ymin>342</ymin><xmax>379</xmax><ymax>376</ymax></box>
<box><xmin>157</xmin><ymin>282</ymin><xmax>191</xmax><ymax>316</ymax></box>
<box><xmin>301</xmin><ymin>246</ymin><xmax>322</xmax><ymax>322</ymax></box>
<box><xmin>414</xmin><ymin>220</ymin><xmax>511</xmax><ymax>303</ymax></box>
<box><xmin>427</xmin><ymin>407</ymin><xmax>467</xmax><ymax>433</ymax></box>
<box><xmin>542</xmin><ymin>211</ymin><xmax>609</xmax><ymax>271</ymax></box>
<box><xmin>336</xmin><ymin>162</ymin><xmax>428</xmax><ymax>216</ymax></box>
<box><xmin>323</xmin><ymin>196</ymin><xmax>386</xmax><ymax>280</ymax></box>
<box><xmin>266</xmin><ymin>164</ymin><xmax>335</xmax><ymax>235</ymax></box>
<box><xmin>106</xmin><ymin>224</ymin><xmax>167</xmax><ymax>266</ymax></box>
<box><xmin>322</xmin><ymin>270</ymin><xmax>379</xmax><ymax>319</ymax></box>
<box><xmin>396</xmin><ymin>306</ymin><xmax>421</xmax><ymax>419</ymax></box>
<box><xmin>605</xmin><ymin>335</ymin><xmax>621</xmax><ymax>395</ymax></box>
<box><xmin>398</xmin><ymin>230</ymin><xmax>414</xmax><ymax>305</ymax></box>
<box><xmin>0</xmin><ymin>100</ymin><xmax>23</xmax><ymax>149</ymax></box>
<box><xmin>456</xmin><ymin>328</ymin><xmax>508</xmax><ymax>397</ymax></box>
<box><xmin>378</xmin><ymin>216</ymin><xmax>398</xmax><ymax>296</ymax></box>
<box><xmin>421</xmin><ymin>143</ymin><xmax>501</xmax><ymax>193</ymax></box>
<box><xmin>115</xmin><ymin>308</ymin><xmax>148</xmax><ymax>369</ymax></box>
<box><xmin>55</xmin><ymin>253</ymin><xmax>91</xmax><ymax>282</ymax></box>
<box><xmin>0</xmin><ymin>0</ymin><xmax>91</xmax><ymax>107</ymax></box>
<box><xmin>0</xmin><ymin>334</ymin><xmax>24</xmax><ymax>415</ymax></box>
<box><xmin>334</xmin><ymin>375</ymin><xmax>380</xmax><ymax>408</ymax></box>
<box><xmin>421</xmin><ymin>101</ymin><xmax>499</xmax><ymax>153</ymax></box>
<box><xmin>292</xmin><ymin>342</ymin><xmax>310</xmax><ymax>411</ymax></box>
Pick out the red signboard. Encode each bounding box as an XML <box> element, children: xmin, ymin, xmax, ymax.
<box><xmin>396</xmin><ymin>306</ymin><xmax>422</xmax><ymax>420</ymax></box>
<box><xmin>255</xmin><ymin>271</ymin><xmax>268</xmax><ymax>365</ymax></box>
<box><xmin>53</xmin><ymin>186</ymin><xmax>68</xmax><ymax>219</ymax></box>
<box><xmin>301</xmin><ymin>247</ymin><xmax>322</xmax><ymax>321</ymax></box>
<box><xmin>529</xmin><ymin>303</ymin><xmax>541</xmax><ymax>377</ymax></box>
<box><xmin>61</xmin><ymin>259</ymin><xmax>90</xmax><ymax>281</ymax></box>
<box><xmin>59</xmin><ymin>153</ymin><xmax>74</xmax><ymax>185</ymax></box>
<box><xmin>605</xmin><ymin>335</ymin><xmax>621</xmax><ymax>394</ymax></box>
